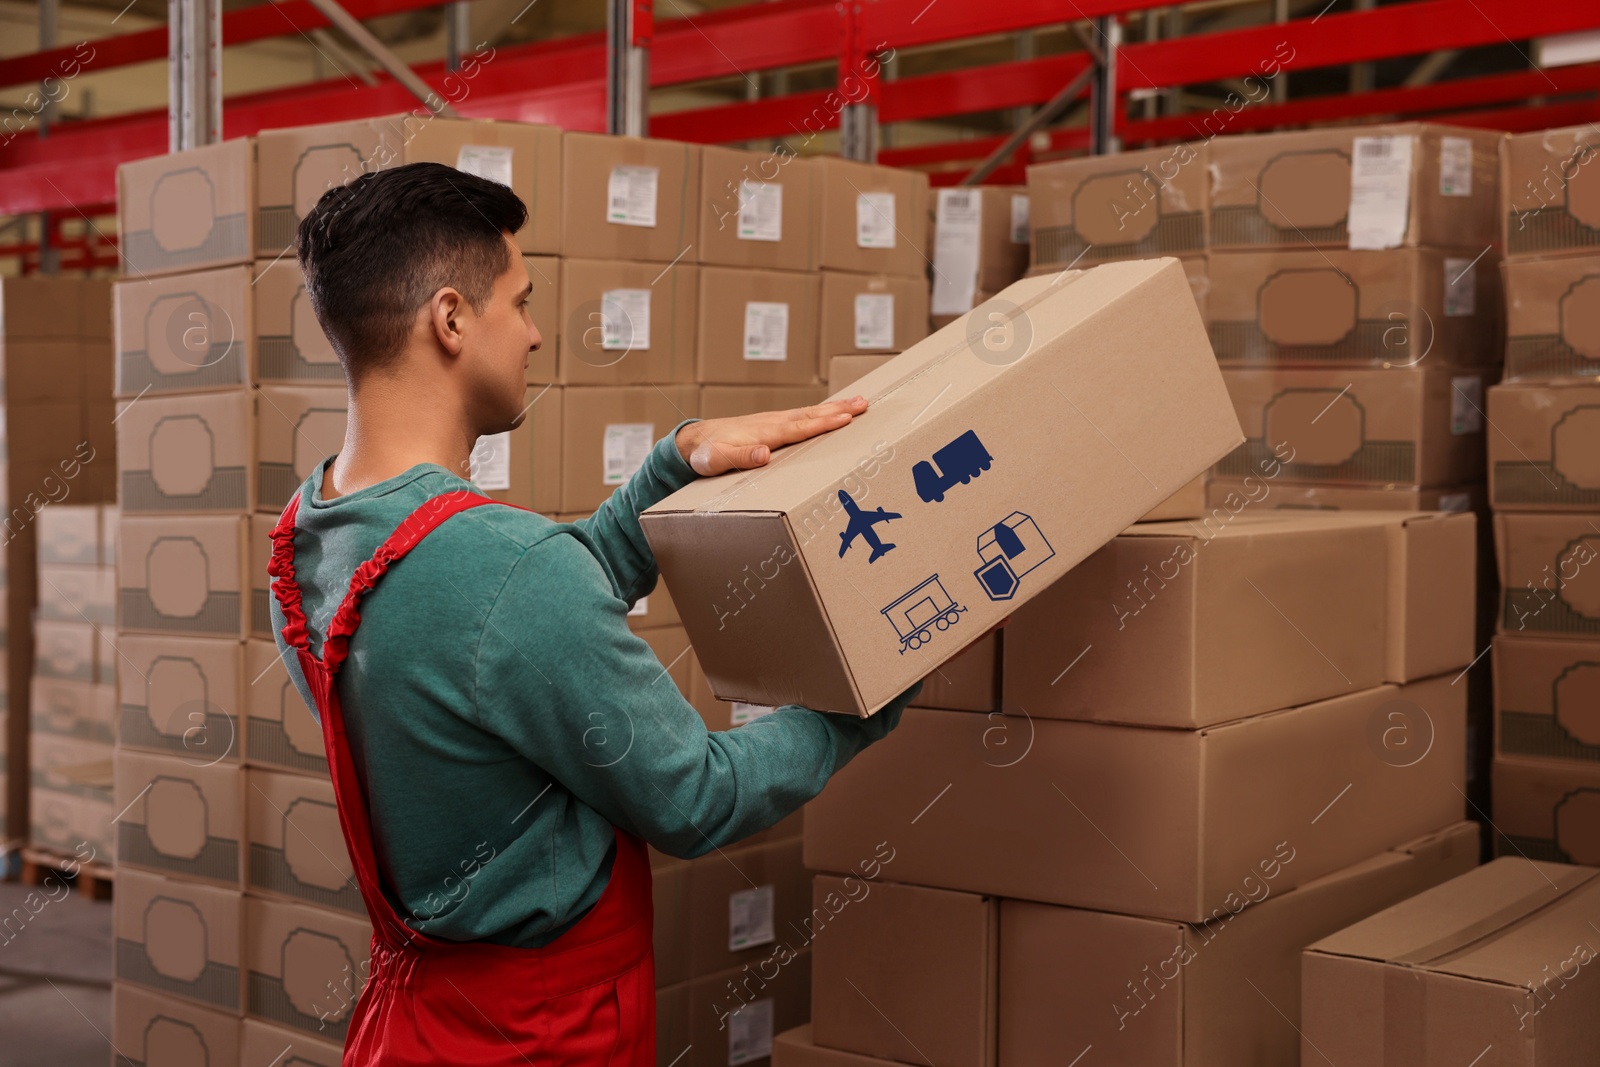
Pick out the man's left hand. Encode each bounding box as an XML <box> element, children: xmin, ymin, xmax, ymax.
<box><xmin>676</xmin><ymin>396</ymin><xmax>870</xmax><ymax>477</ymax></box>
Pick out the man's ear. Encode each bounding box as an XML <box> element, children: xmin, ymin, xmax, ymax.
<box><xmin>430</xmin><ymin>287</ymin><xmax>467</xmax><ymax>356</ymax></box>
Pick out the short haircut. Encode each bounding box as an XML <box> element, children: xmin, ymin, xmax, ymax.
<box><xmin>296</xmin><ymin>161</ymin><xmax>528</xmax><ymax>379</ymax></box>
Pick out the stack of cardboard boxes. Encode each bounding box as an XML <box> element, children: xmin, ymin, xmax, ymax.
<box><xmin>928</xmin><ymin>184</ymin><xmax>1030</xmax><ymax>331</ymax></box>
<box><xmin>1487</xmin><ymin>123</ymin><xmax>1600</xmax><ymax>870</ymax></box>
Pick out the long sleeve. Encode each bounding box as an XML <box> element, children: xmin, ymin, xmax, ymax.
<box><xmin>573</xmin><ymin>420</ymin><xmax>700</xmax><ymax>604</ymax></box>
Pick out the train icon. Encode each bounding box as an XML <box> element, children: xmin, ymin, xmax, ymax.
<box><xmin>913</xmin><ymin>430</ymin><xmax>993</xmax><ymax>504</ymax></box>
<box><xmin>881</xmin><ymin>574</ymin><xmax>966</xmax><ymax>654</ymax></box>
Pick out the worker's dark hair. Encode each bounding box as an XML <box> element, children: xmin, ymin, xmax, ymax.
<box><xmin>296</xmin><ymin>161</ymin><xmax>528</xmax><ymax>380</ymax></box>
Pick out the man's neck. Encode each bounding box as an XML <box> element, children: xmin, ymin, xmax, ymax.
<box><xmin>322</xmin><ymin>379</ymin><xmax>476</xmax><ymax>500</ymax></box>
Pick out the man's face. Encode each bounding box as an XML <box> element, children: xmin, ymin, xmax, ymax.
<box><xmin>464</xmin><ymin>232</ymin><xmax>542</xmax><ymax>433</ymax></box>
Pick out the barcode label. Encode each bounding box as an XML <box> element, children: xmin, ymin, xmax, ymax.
<box><xmin>726</xmin><ymin>999</ymin><xmax>775</xmax><ymax>1066</ymax></box>
<box><xmin>455</xmin><ymin>145</ymin><xmax>514</xmax><ymax>188</ymax></box>
<box><xmin>1358</xmin><ymin>139</ymin><xmax>1394</xmax><ymax>158</ymax></box>
<box><xmin>1444</xmin><ymin>257</ymin><xmax>1476</xmax><ymax>317</ymax></box>
<box><xmin>730</xmin><ymin>702</ymin><xmax>777</xmax><ymax>725</ymax></box>
<box><xmin>742</xmin><ymin>301</ymin><xmax>790</xmax><ymax>361</ymax></box>
<box><xmin>1348</xmin><ymin>135</ymin><xmax>1413</xmax><ymax>250</ymax></box>
<box><xmin>468</xmin><ymin>431</ymin><xmax>512</xmax><ymax>491</ymax></box>
<box><xmin>1437</xmin><ymin>492</ymin><xmax>1472</xmax><ymax>513</ymax></box>
<box><xmin>737</xmin><ymin>180</ymin><xmax>783</xmax><ymax>242</ymax></box>
<box><xmin>1439</xmin><ymin>136</ymin><xmax>1474</xmax><ymax>197</ymax></box>
<box><xmin>607</xmin><ymin>165</ymin><xmax>659</xmax><ymax>227</ymax></box>
<box><xmin>856</xmin><ymin>191</ymin><xmax>898</xmax><ymax>249</ymax></box>
<box><xmin>728</xmin><ymin>884</ymin><xmax>775</xmax><ymax>950</ymax></box>
<box><xmin>600</xmin><ymin>288</ymin><xmax>652</xmax><ymax>352</ymax></box>
<box><xmin>854</xmin><ymin>293</ymin><xmax>895</xmax><ymax>350</ymax></box>
<box><xmin>603</xmin><ymin>423</ymin><xmax>654</xmax><ymax>485</ymax></box>
<box><xmin>1450</xmin><ymin>376</ymin><xmax>1483</xmax><ymax>435</ymax></box>
<box><xmin>933</xmin><ymin>187</ymin><xmax>982</xmax><ymax>316</ymax></box>
<box><xmin>1010</xmin><ymin>194</ymin><xmax>1030</xmax><ymax>244</ymax></box>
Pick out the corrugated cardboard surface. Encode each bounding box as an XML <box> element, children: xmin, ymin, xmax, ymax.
<box><xmin>657</xmin><ymin>948</ymin><xmax>812</xmax><ymax>1067</ymax></box>
<box><xmin>810</xmin><ymin>877</ymin><xmax>997</xmax><ymax>1067</ymax></box>
<box><xmin>29</xmin><ymin>676</ymin><xmax>115</xmax><ymax>745</ymax></box>
<box><xmin>118</xmin><ymin>138</ymin><xmax>255</xmax><ymax>277</ymax></box>
<box><xmin>244</xmin><ymin>896</ymin><xmax>372</xmax><ymax>1041</ymax></box>
<box><xmin>1501</xmin><ymin>123</ymin><xmax>1600</xmax><ymax>259</ymax></box>
<box><xmin>37</xmin><ymin>502</ymin><xmax>116</xmax><ymax>566</ymax></box>
<box><xmin>118</xmin><ymin>515</ymin><xmax>250</xmax><ymax>639</ymax></box>
<box><xmin>113</xmin><ymin>265</ymin><xmax>254</xmax><ymax>396</ymax></box>
<box><xmin>113</xmin><ymin>982</ymin><xmax>242</xmax><ymax>1067</ymax></box>
<box><xmin>37</xmin><ymin>561</ymin><xmax>115</xmax><ymax>626</ymax></box>
<box><xmin>697</xmin><ymin>268</ymin><xmax>822</xmax><ymax>386</ymax></box>
<box><xmin>1140</xmin><ymin>473</ymin><xmax>1207</xmax><ymax>521</ymax></box>
<box><xmin>914</xmin><ymin>630</ymin><xmax>999</xmax><ymax>713</ymax></box>
<box><xmin>0</xmin><ymin>275</ymin><xmax>110</xmax><ymax>340</ymax></box>
<box><xmin>699</xmin><ymin>385</ymin><xmax>829</xmax><ymax>421</ymax></box>
<box><xmin>999</xmin><ymin>822</ymin><xmax>1478</xmax><ymax>1067</ymax></box>
<box><xmin>559</xmin><ymin>386</ymin><xmax>697</xmax><ymax>512</ymax></box>
<box><xmin>1205</xmin><ymin>479</ymin><xmax>1482</xmax><ymax>512</ymax></box>
<box><xmin>250</xmin><ymin>512</ymin><xmax>274</xmax><ymax>639</ymax></box>
<box><xmin>1492</xmin><ymin>634</ymin><xmax>1600</xmax><ymax>765</ymax></box>
<box><xmin>114</xmin><ymin>867</ymin><xmax>244</xmax><ymax>1012</ymax></box>
<box><xmin>245</xmin><ymin>768</ymin><xmax>360</xmax><ymax>915</ymax></box>
<box><xmin>817</xmin><ymin>271</ymin><xmax>929</xmax><ymax>358</ymax></box>
<box><xmin>523</xmin><ymin>255</ymin><xmax>561</xmax><ymax>383</ymax></box>
<box><xmin>241</xmin><ymin>1017</ymin><xmax>345</xmax><ymax>1067</ymax></box>
<box><xmin>562</xmin><ymin>132</ymin><xmax>701</xmax><ymax>263</ymax></box>
<box><xmin>33</xmin><ymin>619</ymin><xmax>106</xmax><ymax>684</ymax></box>
<box><xmin>1301</xmin><ymin>858</ymin><xmax>1600</xmax><ymax>1066</ymax></box>
<box><xmin>253</xmin><ymin>117</ymin><xmax>392</xmax><ymax>257</ymax></box>
<box><xmin>699</xmin><ymin>146</ymin><xmax>821</xmax><ymax>272</ymax></box>
<box><xmin>1028</xmin><ymin>143</ymin><xmax>1208</xmax><ymax>268</ymax></box>
<box><xmin>479</xmin><ymin>383</ymin><xmax>563</xmax><ymax>513</ymax></box>
<box><xmin>774</xmin><ymin>1025</ymin><xmax>897</xmax><ymax>1067</ymax></box>
<box><xmin>1494</xmin><ymin>512</ymin><xmax>1600</xmax><ymax>640</ymax></box>
<box><xmin>557</xmin><ymin>259</ymin><xmax>700</xmax><ymax>385</ymax></box>
<box><xmin>1488</xmin><ymin>381</ymin><xmax>1600</xmax><ymax>510</ymax></box>
<box><xmin>244</xmin><ymin>638</ymin><xmax>327</xmax><ymax>777</ymax></box>
<box><xmin>1491</xmin><ymin>756</ymin><xmax>1600</xmax><ymax>866</ymax></box>
<box><xmin>810</xmin><ymin>157</ymin><xmax>931</xmax><ymax>277</ymax></box>
<box><xmin>256</xmin><ymin>385</ymin><xmax>348</xmax><ymax>513</ymax></box>
<box><xmin>1501</xmin><ymin>252</ymin><xmax>1600</xmax><ymax>379</ymax></box>
<box><xmin>253</xmin><ymin>256</ymin><xmax>342</xmax><ymax>385</ymax></box>
<box><xmin>116</xmin><ymin>389</ymin><xmax>254</xmax><ymax>514</ymax></box>
<box><xmin>30</xmin><ymin>788</ymin><xmax>114</xmax><ymax>858</ymax></box>
<box><xmin>826</xmin><ymin>355</ymin><xmax>894</xmax><ymax>393</ymax></box>
<box><xmin>805</xmin><ymin>676</ymin><xmax>1465</xmax><ymax>922</ymax></box>
<box><xmin>29</xmin><ymin>732</ymin><xmax>111</xmax><ymax>802</ymax></box>
<box><xmin>114</xmin><ymin>748</ymin><xmax>244</xmax><ymax>887</ymax></box>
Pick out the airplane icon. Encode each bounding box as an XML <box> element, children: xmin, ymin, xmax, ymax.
<box><xmin>838</xmin><ymin>489</ymin><xmax>901</xmax><ymax>564</ymax></box>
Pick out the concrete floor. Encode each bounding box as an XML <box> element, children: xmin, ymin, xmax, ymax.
<box><xmin>0</xmin><ymin>877</ymin><xmax>114</xmax><ymax>1067</ymax></box>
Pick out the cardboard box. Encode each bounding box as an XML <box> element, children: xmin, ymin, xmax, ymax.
<box><xmin>1491</xmin><ymin>757</ymin><xmax>1600</xmax><ymax>865</ymax></box>
<box><xmin>246</xmin><ymin>768</ymin><xmax>360</xmax><ymax>914</ymax></box>
<box><xmin>253</xmin><ymin>256</ymin><xmax>341</xmax><ymax>385</ymax></box>
<box><xmin>1489</xmin><ymin>381</ymin><xmax>1600</xmax><ymax>509</ymax></box>
<box><xmin>1207</xmin><ymin>247</ymin><xmax>1500</xmax><ymax>367</ymax></box>
<box><xmin>810</xmin><ymin>877</ymin><xmax>997</xmax><ymax>1067</ymax></box>
<box><xmin>805</xmin><ymin>675</ymin><xmax>1465</xmax><ymax>921</ymax></box>
<box><xmin>1502</xmin><ymin>123</ymin><xmax>1600</xmax><ymax>259</ymax></box>
<box><xmin>400</xmin><ymin>117</ymin><xmax>563</xmax><ymax>256</ymax></box>
<box><xmin>1140</xmin><ymin>473</ymin><xmax>1206</xmax><ymax>522</ymax></box>
<box><xmin>1502</xmin><ymin>252</ymin><xmax>1600</xmax><ymax>380</ymax></box>
<box><xmin>645</xmin><ymin>262</ymin><xmax>1243</xmax><ymax>717</ymax></box>
<box><xmin>113</xmin><ymin>984</ymin><xmax>242</xmax><ymax>1067</ymax></box>
<box><xmin>113</xmin><ymin>265</ymin><xmax>253</xmax><ymax>396</ymax></box>
<box><xmin>699</xmin><ymin>385</ymin><xmax>829</xmax><ymax>421</ymax></box>
<box><xmin>33</xmin><ymin>619</ymin><xmax>103</xmax><ymax>684</ymax></box>
<box><xmin>243</xmin><ymin>639</ymin><xmax>326</xmax><ymax>777</ymax></box>
<box><xmin>1028</xmin><ymin>144</ymin><xmax>1208</xmax><ymax>269</ymax></box>
<box><xmin>2</xmin><ymin>337</ymin><xmax>90</xmax><ymax>405</ymax></box>
<box><xmin>1301</xmin><ymin>858</ymin><xmax>1600</xmax><ymax>1065</ymax></box>
<box><xmin>114</xmin><ymin>748</ymin><xmax>244</xmax><ymax>887</ymax></box>
<box><xmin>118</xmin><ymin>138</ymin><xmax>255</xmax><ymax>277</ymax></box>
<box><xmin>37</xmin><ymin>502</ymin><xmax>116</xmax><ymax>565</ymax></box>
<box><xmin>244</xmin><ymin>896</ymin><xmax>371</xmax><ymax>1042</ymax></box>
<box><xmin>1215</xmin><ymin>366</ymin><xmax>1493</xmax><ymax>487</ymax></box>
<box><xmin>1495</xmin><ymin>513</ymin><xmax>1600</xmax><ymax>640</ymax></box>
<box><xmin>560</xmin><ymin>386</ymin><xmax>697</xmax><ymax>513</ymax></box>
<box><xmin>29</xmin><ymin>789</ymin><xmax>114</xmax><ymax>859</ymax></box>
<box><xmin>685</xmin><ymin>650</ymin><xmax>782</xmax><ymax>732</ymax></box>
<box><xmin>1205</xmin><ymin>478</ymin><xmax>1481</xmax><ymax>512</ymax></box>
<box><xmin>556</xmin><ymin>259</ymin><xmax>700</xmax><ymax>385</ymax></box>
<box><xmin>114</xmin><ymin>867</ymin><xmax>244</xmax><ymax>1012</ymax></box>
<box><xmin>699</xmin><ymin>146</ymin><xmax>821</xmax><ymax>272</ymax></box>
<box><xmin>1493</xmin><ymin>635</ymin><xmax>1600</xmax><ymax>765</ymax></box>
<box><xmin>116</xmin><ymin>634</ymin><xmax>245</xmax><ymax>764</ymax></box>
<box><xmin>930</xmin><ymin>186</ymin><xmax>1030</xmax><ymax>318</ymax></box>
<box><xmin>241</xmin><ymin>1018</ymin><xmax>344</xmax><ymax>1067</ymax></box>
<box><xmin>36</xmin><ymin>561</ymin><xmax>115</xmax><ymax>626</ymax></box>
<box><xmin>659</xmin><ymin>949</ymin><xmax>813</xmax><ymax>1067</ymax></box>
<box><xmin>1208</xmin><ymin>124</ymin><xmax>1500</xmax><ymax>251</ymax></box>
<box><xmin>915</xmin><ymin>631</ymin><xmax>999</xmax><ymax>713</ymax></box>
<box><xmin>826</xmin><ymin>355</ymin><xmax>893</xmax><ymax>393</ymax></box>
<box><xmin>697</xmin><ymin>268</ymin><xmax>821</xmax><ymax>386</ymax></box>
<box><xmin>811</xmin><ymin>157</ymin><xmax>932</xmax><ymax>278</ymax></box>
<box><xmin>472</xmin><ymin>383</ymin><xmax>563</xmax><ymax>512</ymax></box>
<box><xmin>562</xmin><ymin>132</ymin><xmax>700</xmax><ymax>263</ymax></box>
<box><xmin>256</xmin><ymin>385</ymin><xmax>347</xmax><ymax>512</ymax></box>
<box><xmin>653</xmin><ymin>856</ymin><xmax>693</xmax><ymax>988</ymax></box>
<box><xmin>774</xmin><ymin>1026</ymin><xmax>897</xmax><ymax>1067</ymax></box>
<box><xmin>818</xmin><ymin>271</ymin><xmax>929</xmax><ymax>358</ymax></box>
<box><xmin>1000</xmin><ymin>822</ymin><xmax>1479</xmax><ymax>1067</ymax></box>
<box><xmin>249</xmin><ymin>512</ymin><xmax>274</xmax><ymax>639</ymax></box>
<box><xmin>0</xmin><ymin>274</ymin><xmax>110</xmax><ymax>339</ymax></box>
<box><xmin>523</xmin><ymin>255</ymin><xmax>561</xmax><ymax>382</ymax></box>
<box><xmin>29</xmin><ymin>676</ymin><xmax>115</xmax><ymax>745</ymax></box>
<box><xmin>30</xmin><ymin>733</ymin><xmax>112</xmax><ymax>802</ymax></box>
<box><xmin>117</xmin><ymin>389</ymin><xmax>253</xmax><ymax>513</ymax></box>
<box><xmin>119</xmin><ymin>515</ymin><xmax>250</xmax><ymax>639</ymax></box>
<box><xmin>1005</xmin><ymin>511</ymin><xmax>1475</xmax><ymax>727</ymax></box>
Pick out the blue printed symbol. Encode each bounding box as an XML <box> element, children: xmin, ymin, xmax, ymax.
<box><xmin>838</xmin><ymin>489</ymin><xmax>901</xmax><ymax>564</ymax></box>
<box><xmin>882</xmin><ymin>575</ymin><xmax>966</xmax><ymax>654</ymax></box>
<box><xmin>973</xmin><ymin>513</ymin><xmax>1055</xmax><ymax>601</ymax></box>
<box><xmin>913</xmin><ymin>430</ymin><xmax>993</xmax><ymax>504</ymax></box>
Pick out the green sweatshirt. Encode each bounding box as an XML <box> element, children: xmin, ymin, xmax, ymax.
<box><xmin>271</xmin><ymin>422</ymin><xmax>916</xmax><ymax>948</ymax></box>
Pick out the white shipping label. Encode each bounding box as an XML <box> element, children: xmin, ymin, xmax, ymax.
<box><xmin>1439</xmin><ymin>136</ymin><xmax>1474</xmax><ymax>197</ymax></box>
<box><xmin>1437</xmin><ymin>492</ymin><xmax>1472</xmax><ymax>513</ymax></box>
<box><xmin>1451</xmin><ymin>376</ymin><xmax>1484</xmax><ymax>435</ymax></box>
<box><xmin>856</xmin><ymin>191</ymin><xmax>898</xmax><ymax>249</ymax></box>
<box><xmin>932</xmin><ymin>188</ymin><xmax>982</xmax><ymax>316</ymax></box>
<box><xmin>603</xmin><ymin>423</ymin><xmax>654</xmax><ymax>486</ymax></box>
<box><xmin>738</xmin><ymin>180</ymin><xmax>783</xmax><ymax>242</ymax></box>
<box><xmin>1444</xmin><ymin>258</ymin><xmax>1477</xmax><ymax>317</ymax></box>
<box><xmin>607</xmin><ymin>165</ymin><xmax>659</xmax><ymax>228</ymax></box>
<box><xmin>601</xmin><ymin>289</ymin><xmax>651</xmax><ymax>351</ymax></box>
<box><xmin>627</xmin><ymin>596</ymin><xmax>649</xmax><ymax>617</ymax></box>
<box><xmin>1348</xmin><ymin>136</ymin><xmax>1414</xmax><ymax>251</ymax></box>
<box><xmin>742</xmin><ymin>302</ymin><xmax>790</xmax><ymax>362</ymax></box>
<box><xmin>854</xmin><ymin>293</ymin><xmax>895</xmax><ymax>350</ymax></box>
<box><xmin>468</xmin><ymin>431</ymin><xmax>512</xmax><ymax>491</ymax></box>
<box><xmin>455</xmin><ymin>145</ymin><xmax>514</xmax><ymax>187</ymax></box>
<box><xmin>728</xmin><ymin>884</ymin><xmax>775</xmax><ymax>950</ymax></box>
<box><xmin>730</xmin><ymin>702</ymin><xmax>777</xmax><ymax>725</ymax></box>
<box><xmin>727</xmin><ymin>1000</ymin><xmax>775</xmax><ymax>1067</ymax></box>
<box><xmin>1010</xmin><ymin>194</ymin><xmax>1030</xmax><ymax>244</ymax></box>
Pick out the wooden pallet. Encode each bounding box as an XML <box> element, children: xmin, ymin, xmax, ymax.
<box><xmin>18</xmin><ymin>848</ymin><xmax>113</xmax><ymax>901</ymax></box>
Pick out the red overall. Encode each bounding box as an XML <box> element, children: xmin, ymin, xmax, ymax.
<box><xmin>269</xmin><ymin>490</ymin><xmax>656</xmax><ymax>1066</ymax></box>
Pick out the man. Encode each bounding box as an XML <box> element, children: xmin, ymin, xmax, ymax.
<box><xmin>267</xmin><ymin>160</ymin><xmax>921</xmax><ymax>1065</ymax></box>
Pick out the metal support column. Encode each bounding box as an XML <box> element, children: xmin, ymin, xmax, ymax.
<box><xmin>37</xmin><ymin>0</ymin><xmax>59</xmax><ymax>273</ymax></box>
<box><xmin>446</xmin><ymin>1</ymin><xmax>470</xmax><ymax>71</ymax></box>
<box><xmin>1090</xmin><ymin>15</ymin><xmax>1120</xmax><ymax>156</ymax></box>
<box><xmin>169</xmin><ymin>0</ymin><xmax>222</xmax><ymax>151</ymax></box>
<box><xmin>1272</xmin><ymin>0</ymin><xmax>1290</xmax><ymax>103</ymax></box>
<box><xmin>306</xmin><ymin>0</ymin><xmax>457</xmax><ymax>115</ymax></box>
<box><xmin>837</xmin><ymin>0</ymin><xmax>878</xmax><ymax>162</ymax></box>
<box><xmin>607</xmin><ymin>0</ymin><xmax>652</xmax><ymax>137</ymax></box>
<box><xmin>1350</xmin><ymin>0</ymin><xmax>1375</xmax><ymax>92</ymax></box>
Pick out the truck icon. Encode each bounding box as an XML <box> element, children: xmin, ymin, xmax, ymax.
<box><xmin>882</xmin><ymin>575</ymin><xmax>966</xmax><ymax>654</ymax></box>
<box><xmin>913</xmin><ymin>430</ymin><xmax>993</xmax><ymax>504</ymax></box>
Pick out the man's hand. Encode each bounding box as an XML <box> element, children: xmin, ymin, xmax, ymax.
<box><xmin>676</xmin><ymin>396</ymin><xmax>870</xmax><ymax>477</ymax></box>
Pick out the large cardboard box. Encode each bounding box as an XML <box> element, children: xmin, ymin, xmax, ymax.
<box><xmin>115</xmin><ymin>634</ymin><xmax>244</xmax><ymax>764</ymax></box>
<box><xmin>29</xmin><ymin>676</ymin><xmax>115</xmax><ymax>745</ymax></box>
<box><xmin>249</xmin><ymin>512</ymin><xmax>274</xmax><ymax>639</ymax></box>
<box><xmin>1215</xmin><ymin>366</ymin><xmax>1493</xmax><ymax>487</ymax></box>
<box><xmin>113</xmin><ymin>265</ymin><xmax>253</xmax><ymax>396</ymax></box>
<box><xmin>1501</xmin><ymin>123</ymin><xmax>1600</xmax><ymax>259</ymax></box>
<box><xmin>246</xmin><ymin>768</ymin><xmax>360</xmax><ymax>915</ymax></box>
<box><xmin>114</xmin><ymin>749</ymin><xmax>244</xmax><ymax>887</ymax></box>
<box><xmin>0</xmin><ymin>274</ymin><xmax>110</xmax><ymax>339</ymax></box>
<box><xmin>658</xmin><ymin>949</ymin><xmax>813</xmax><ymax>1067</ymax></box>
<box><xmin>1488</xmin><ymin>381</ymin><xmax>1600</xmax><ymax>509</ymax></box>
<box><xmin>562</xmin><ymin>132</ymin><xmax>700</xmax><ymax>263</ymax></box>
<box><xmin>560</xmin><ymin>386</ymin><xmax>697</xmax><ymax>513</ymax></box>
<box><xmin>1139</xmin><ymin>473</ymin><xmax>1207</xmax><ymax>522</ymax></box>
<box><xmin>1000</xmin><ymin>822</ymin><xmax>1479</xmax><ymax>1067</ymax></box>
<box><xmin>245</xmin><ymin>896</ymin><xmax>371</xmax><ymax>1041</ymax></box>
<box><xmin>699</xmin><ymin>146</ymin><xmax>821</xmax><ymax>272</ymax></box>
<box><xmin>1301</xmin><ymin>859</ymin><xmax>1600</xmax><ymax>1065</ymax></box>
<box><xmin>36</xmin><ymin>561</ymin><xmax>115</xmax><ymax>626</ymax></box>
<box><xmin>556</xmin><ymin>259</ymin><xmax>700</xmax><ymax>385</ymax></box>
<box><xmin>29</xmin><ymin>733</ymin><xmax>112</xmax><ymax>802</ymax></box>
<box><xmin>1005</xmin><ymin>511</ymin><xmax>1475</xmax><ymax>727</ymax></box>
<box><xmin>253</xmin><ymin>256</ymin><xmax>341</xmax><ymax>385</ymax></box>
<box><xmin>826</xmin><ymin>355</ymin><xmax>893</xmax><ymax>393</ymax></box>
<box><xmin>30</xmin><ymin>788</ymin><xmax>114</xmax><ymax>859</ymax></box>
<box><xmin>1494</xmin><ymin>513</ymin><xmax>1600</xmax><ymax>640</ymax></box>
<box><xmin>119</xmin><ymin>515</ymin><xmax>250</xmax><ymax>639</ymax></box>
<box><xmin>1205</xmin><ymin>478</ymin><xmax>1481</xmax><ymax>512</ymax></box>
<box><xmin>805</xmin><ymin>675</ymin><xmax>1466</xmax><ymax>921</ymax></box>
<box><xmin>256</xmin><ymin>385</ymin><xmax>347</xmax><ymax>512</ymax></box>
<box><xmin>685</xmin><ymin>650</ymin><xmax>782</xmax><ymax>733</ymax></box>
<box><xmin>818</xmin><ymin>271</ymin><xmax>929</xmax><ymax>358</ymax></box>
<box><xmin>243</xmin><ymin>639</ymin><xmax>325</xmax><ymax>777</ymax></box>
<box><xmin>774</xmin><ymin>1026</ymin><xmax>899</xmax><ymax>1067</ymax></box>
<box><xmin>809</xmin><ymin>877</ymin><xmax>997</xmax><ymax>1067</ymax></box>
<box><xmin>118</xmin><ymin>138</ymin><xmax>255</xmax><ymax>277</ymax></box>
<box><xmin>1208</xmin><ymin>124</ymin><xmax>1500</xmax><ymax>251</ymax></box>
<box><xmin>241</xmin><ymin>1018</ymin><xmax>344</xmax><ymax>1067</ymax></box>
<box><xmin>1207</xmin><ymin>247</ymin><xmax>1500</xmax><ymax>367</ymax></box>
<box><xmin>810</xmin><ymin>158</ymin><xmax>931</xmax><ymax>278</ymax></box>
<box><xmin>37</xmin><ymin>502</ymin><xmax>117</xmax><ymax>566</ymax></box>
<box><xmin>522</xmin><ymin>255</ymin><xmax>561</xmax><ymax>382</ymax></box>
<box><xmin>699</xmin><ymin>385</ymin><xmax>829</xmax><ymax>422</ymax></box>
<box><xmin>697</xmin><ymin>268</ymin><xmax>822</xmax><ymax>386</ymax></box>
<box><xmin>1491</xmin><ymin>756</ymin><xmax>1600</xmax><ymax>865</ymax></box>
<box><xmin>930</xmin><ymin>186</ymin><xmax>1030</xmax><ymax>318</ymax></box>
<box><xmin>113</xmin><ymin>983</ymin><xmax>242</xmax><ymax>1067</ymax></box>
<box><xmin>1502</xmin><ymin>252</ymin><xmax>1600</xmax><ymax>380</ymax></box>
<box><xmin>1027</xmin><ymin>143</ymin><xmax>1207</xmax><ymax>269</ymax></box>
<box><xmin>1492</xmin><ymin>635</ymin><xmax>1600</xmax><ymax>765</ymax></box>
<box><xmin>116</xmin><ymin>389</ymin><xmax>254</xmax><ymax>513</ymax></box>
<box><xmin>645</xmin><ymin>262</ymin><xmax>1244</xmax><ymax>716</ymax></box>
<box><xmin>114</xmin><ymin>868</ymin><xmax>244</xmax><ymax>1012</ymax></box>
<box><xmin>2</xmin><ymin>336</ymin><xmax>113</xmax><ymax>407</ymax></box>
<box><xmin>914</xmin><ymin>630</ymin><xmax>1000</xmax><ymax>713</ymax></box>
<box><xmin>33</xmin><ymin>619</ymin><xmax>105</xmax><ymax>684</ymax></box>
<box><xmin>471</xmin><ymin>383</ymin><xmax>563</xmax><ymax>512</ymax></box>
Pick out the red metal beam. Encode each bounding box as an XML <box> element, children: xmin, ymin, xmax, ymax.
<box><xmin>862</xmin><ymin>0</ymin><xmax>1169</xmax><ymax>52</ymax></box>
